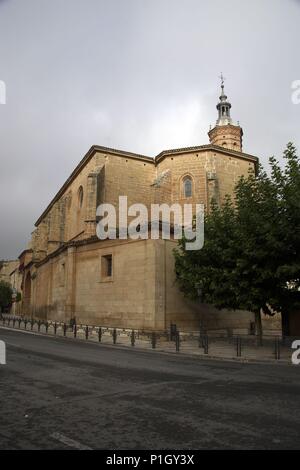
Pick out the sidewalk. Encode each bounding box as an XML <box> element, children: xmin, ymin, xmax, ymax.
<box><xmin>0</xmin><ymin>316</ymin><xmax>293</xmax><ymax>364</ymax></box>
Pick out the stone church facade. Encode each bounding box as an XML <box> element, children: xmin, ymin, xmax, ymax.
<box><xmin>18</xmin><ymin>83</ymin><xmax>281</xmax><ymax>334</ymax></box>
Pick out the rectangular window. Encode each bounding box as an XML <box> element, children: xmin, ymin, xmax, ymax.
<box><xmin>101</xmin><ymin>254</ymin><xmax>113</xmax><ymax>278</ymax></box>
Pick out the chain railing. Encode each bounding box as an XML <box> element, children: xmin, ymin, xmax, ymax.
<box><xmin>0</xmin><ymin>314</ymin><xmax>295</xmax><ymax>362</ymax></box>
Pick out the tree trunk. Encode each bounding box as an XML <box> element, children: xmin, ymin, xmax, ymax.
<box><xmin>255</xmin><ymin>310</ymin><xmax>263</xmax><ymax>345</ymax></box>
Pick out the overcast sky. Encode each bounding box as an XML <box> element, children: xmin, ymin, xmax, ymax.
<box><xmin>0</xmin><ymin>0</ymin><xmax>299</xmax><ymax>259</ymax></box>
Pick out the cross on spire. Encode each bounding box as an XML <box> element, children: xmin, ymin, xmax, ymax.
<box><xmin>215</xmin><ymin>73</ymin><xmax>232</xmax><ymax>125</ymax></box>
<box><xmin>219</xmin><ymin>73</ymin><xmax>225</xmax><ymax>89</ymax></box>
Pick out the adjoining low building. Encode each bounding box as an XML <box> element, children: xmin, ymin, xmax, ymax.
<box><xmin>0</xmin><ymin>260</ymin><xmax>19</xmax><ymax>284</ymax></box>
<box><xmin>9</xmin><ymin>266</ymin><xmax>23</xmax><ymax>315</ymax></box>
<box><xmin>0</xmin><ymin>260</ymin><xmax>21</xmax><ymax>314</ymax></box>
<box><xmin>17</xmin><ymin>83</ymin><xmax>281</xmax><ymax>335</ymax></box>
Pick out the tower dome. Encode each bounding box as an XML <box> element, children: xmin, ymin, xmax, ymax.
<box><xmin>208</xmin><ymin>74</ymin><xmax>243</xmax><ymax>152</ymax></box>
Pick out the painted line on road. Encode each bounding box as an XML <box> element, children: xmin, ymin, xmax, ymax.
<box><xmin>50</xmin><ymin>432</ymin><xmax>92</xmax><ymax>450</ymax></box>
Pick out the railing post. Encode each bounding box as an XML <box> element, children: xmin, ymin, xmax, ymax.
<box><xmin>175</xmin><ymin>331</ymin><xmax>180</xmax><ymax>352</ymax></box>
<box><xmin>98</xmin><ymin>327</ymin><xmax>102</xmax><ymax>342</ymax></box>
<box><xmin>198</xmin><ymin>332</ymin><xmax>203</xmax><ymax>348</ymax></box>
<box><xmin>131</xmin><ymin>329</ymin><xmax>135</xmax><ymax>347</ymax></box>
<box><xmin>54</xmin><ymin>322</ymin><xmax>57</xmax><ymax>335</ymax></box>
<box><xmin>275</xmin><ymin>337</ymin><xmax>280</xmax><ymax>360</ymax></box>
<box><xmin>113</xmin><ymin>328</ymin><xmax>117</xmax><ymax>345</ymax></box>
<box><xmin>45</xmin><ymin>322</ymin><xmax>49</xmax><ymax>333</ymax></box>
<box><xmin>74</xmin><ymin>324</ymin><xmax>77</xmax><ymax>338</ymax></box>
<box><xmin>151</xmin><ymin>332</ymin><xmax>156</xmax><ymax>349</ymax></box>
<box><xmin>236</xmin><ymin>337</ymin><xmax>242</xmax><ymax>357</ymax></box>
<box><xmin>24</xmin><ymin>319</ymin><xmax>27</xmax><ymax>330</ymax></box>
<box><xmin>13</xmin><ymin>318</ymin><xmax>16</xmax><ymax>328</ymax></box>
<box><xmin>63</xmin><ymin>323</ymin><xmax>67</xmax><ymax>337</ymax></box>
<box><xmin>85</xmin><ymin>325</ymin><xmax>89</xmax><ymax>340</ymax></box>
<box><xmin>170</xmin><ymin>323</ymin><xmax>177</xmax><ymax>341</ymax></box>
<box><xmin>203</xmin><ymin>335</ymin><xmax>209</xmax><ymax>354</ymax></box>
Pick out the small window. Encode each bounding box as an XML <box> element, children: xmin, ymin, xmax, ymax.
<box><xmin>60</xmin><ymin>262</ymin><xmax>65</xmax><ymax>286</ymax></box>
<box><xmin>102</xmin><ymin>254</ymin><xmax>113</xmax><ymax>278</ymax></box>
<box><xmin>183</xmin><ymin>176</ymin><xmax>192</xmax><ymax>198</ymax></box>
<box><xmin>78</xmin><ymin>186</ymin><xmax>84</xmax><ymax>208</ymax></box>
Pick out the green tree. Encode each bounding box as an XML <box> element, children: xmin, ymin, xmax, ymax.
<box><xmin>174</xmin><ymin>143</ymin><xmax>300</xmax><ymax>336</ymax></box>
<box><xmin>0</xmin><ymin>281</ymin><xmax>13</xmax><ymax>313</ymax></box>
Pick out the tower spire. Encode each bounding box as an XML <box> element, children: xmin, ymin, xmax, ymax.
<box><xmin>216</xmin><ymin>73</ymin><xmax>232</xmax><ymax>126</ymax></box>
<box><xmin>208</xmin><ymin>75</ymin><xmax>243</xmax><ymax>151</ymax></box>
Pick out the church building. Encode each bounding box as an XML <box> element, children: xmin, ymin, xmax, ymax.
<box><xmin>18</xmin><ymin>81</ymin><xmax>280</xmax><ymax>334</ymax></box>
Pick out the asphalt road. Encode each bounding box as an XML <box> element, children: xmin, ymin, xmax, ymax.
<box><xmin>0</xmin><ymin>327</ymin><xmax>299</xmax><ymax>450</ymax></box>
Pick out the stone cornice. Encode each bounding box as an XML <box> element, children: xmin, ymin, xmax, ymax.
<box><xmin>34</xmin><ymin>143</ymin><xmax>259</xmax><ymax>227</ymax></box>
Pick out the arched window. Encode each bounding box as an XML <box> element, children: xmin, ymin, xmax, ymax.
<box><xmin>183</xmin><ymin>176</ymin><xmax>192</xmax><ymax>198</ymax></box>
<box><xmin>78</xmin><ymin>186</ymin><xmax>83</xmax><ymax>208</ymax></box>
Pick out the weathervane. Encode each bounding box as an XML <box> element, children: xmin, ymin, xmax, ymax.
<box><xmin>219</xmin><ymin>72</ymin><xmax>225</xmax><ymax>88</ymax></box>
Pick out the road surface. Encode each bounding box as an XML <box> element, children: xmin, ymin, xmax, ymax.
<box><xmin>0</xmin><ymin>327</ymin><xmax>299</xmax><ymax>450</ymax></box>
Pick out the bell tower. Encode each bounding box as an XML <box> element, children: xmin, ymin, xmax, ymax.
<box><xmin>208</xmin><ymin>74</ymin><xmax>243</xmax><ymax>152</ymax></box>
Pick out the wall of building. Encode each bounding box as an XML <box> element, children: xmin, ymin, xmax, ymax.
<box><xmin>31</xmin><ymin>238</ymin><xmax>158</xmax><ymax>329</ymax></box>
<box><xmin>31</xmin><ymin>151</ymin><xmax>156</xmax><ymax>260</ymax></box>
<box><xmin>20</xmin><ymin>143</ymin><xmax>266</xmax><ymax>334</ymax></box>
<box><xmin>0</xmin><ymin>260</ymin><xmax>19</xmax><ymax>284</ymax></box>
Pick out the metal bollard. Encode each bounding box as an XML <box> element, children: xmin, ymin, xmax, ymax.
<box><xmin>203</xmin><ymin>335</ymin><xmax>209</xmax><ymax>354</ymax></box>
<box><xmin>63</xmin><ymin>323</ymin><xmax>67</xmax><ymax>337</ymax></box>
<box><xmin>38</xmin><ymin>320</ymin><xmax>41</xmax><ymax>332</ymax></box>
<box><xmin>170</xmin><ymin>323</ymin><xmax>177</xmax><ymax>341</ymax></box>
<box><xmin>85</xmin><ymin>325</ymin><xmax>89</xmax><ymax>340</ymax></box>
<box><xmin>45</xmin><ymin>322</ymin><xmax>49</xmax><ymax>333</ymax></box>
<box><xmin>275</xmin><ymin>337</ymin><xmax>280</xmax><ymax>360</ymax></box>
<box><xmin>113</xmin><ymin>328</ymin><xmax>117</xmax><ymax>345</ymax></box>
<box><xmin>54</xmin><ymin>322</ymin><xmax>57</xmax><ymax>335</ymax></box>
<box><xmin>151</xmin><ymin>332</ymin><xmax>156</xmax><ymax>349</ymax></box>
<box><xmin>74</xmin><ymin>324</ymin><xmax>77</xmax><ymax>338</ymax></box>
<box><xmin>131</xmin><ymin>330</ymin><xmax>135</xmax><ymax>347</ymax></box>
<box><xmin>98</xmin><ymin>327</ymin><xmax>102</xmax><ymax>342</ymax></box>
<box><xmin>175</xmin><ymin>332</ymin><xmax>180</xmax><ymax>352</ymax></box>
<box><xmin>236</xmin><ymin>337</ymin><xmax>242</xmax><ymax>357</ymax></box>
